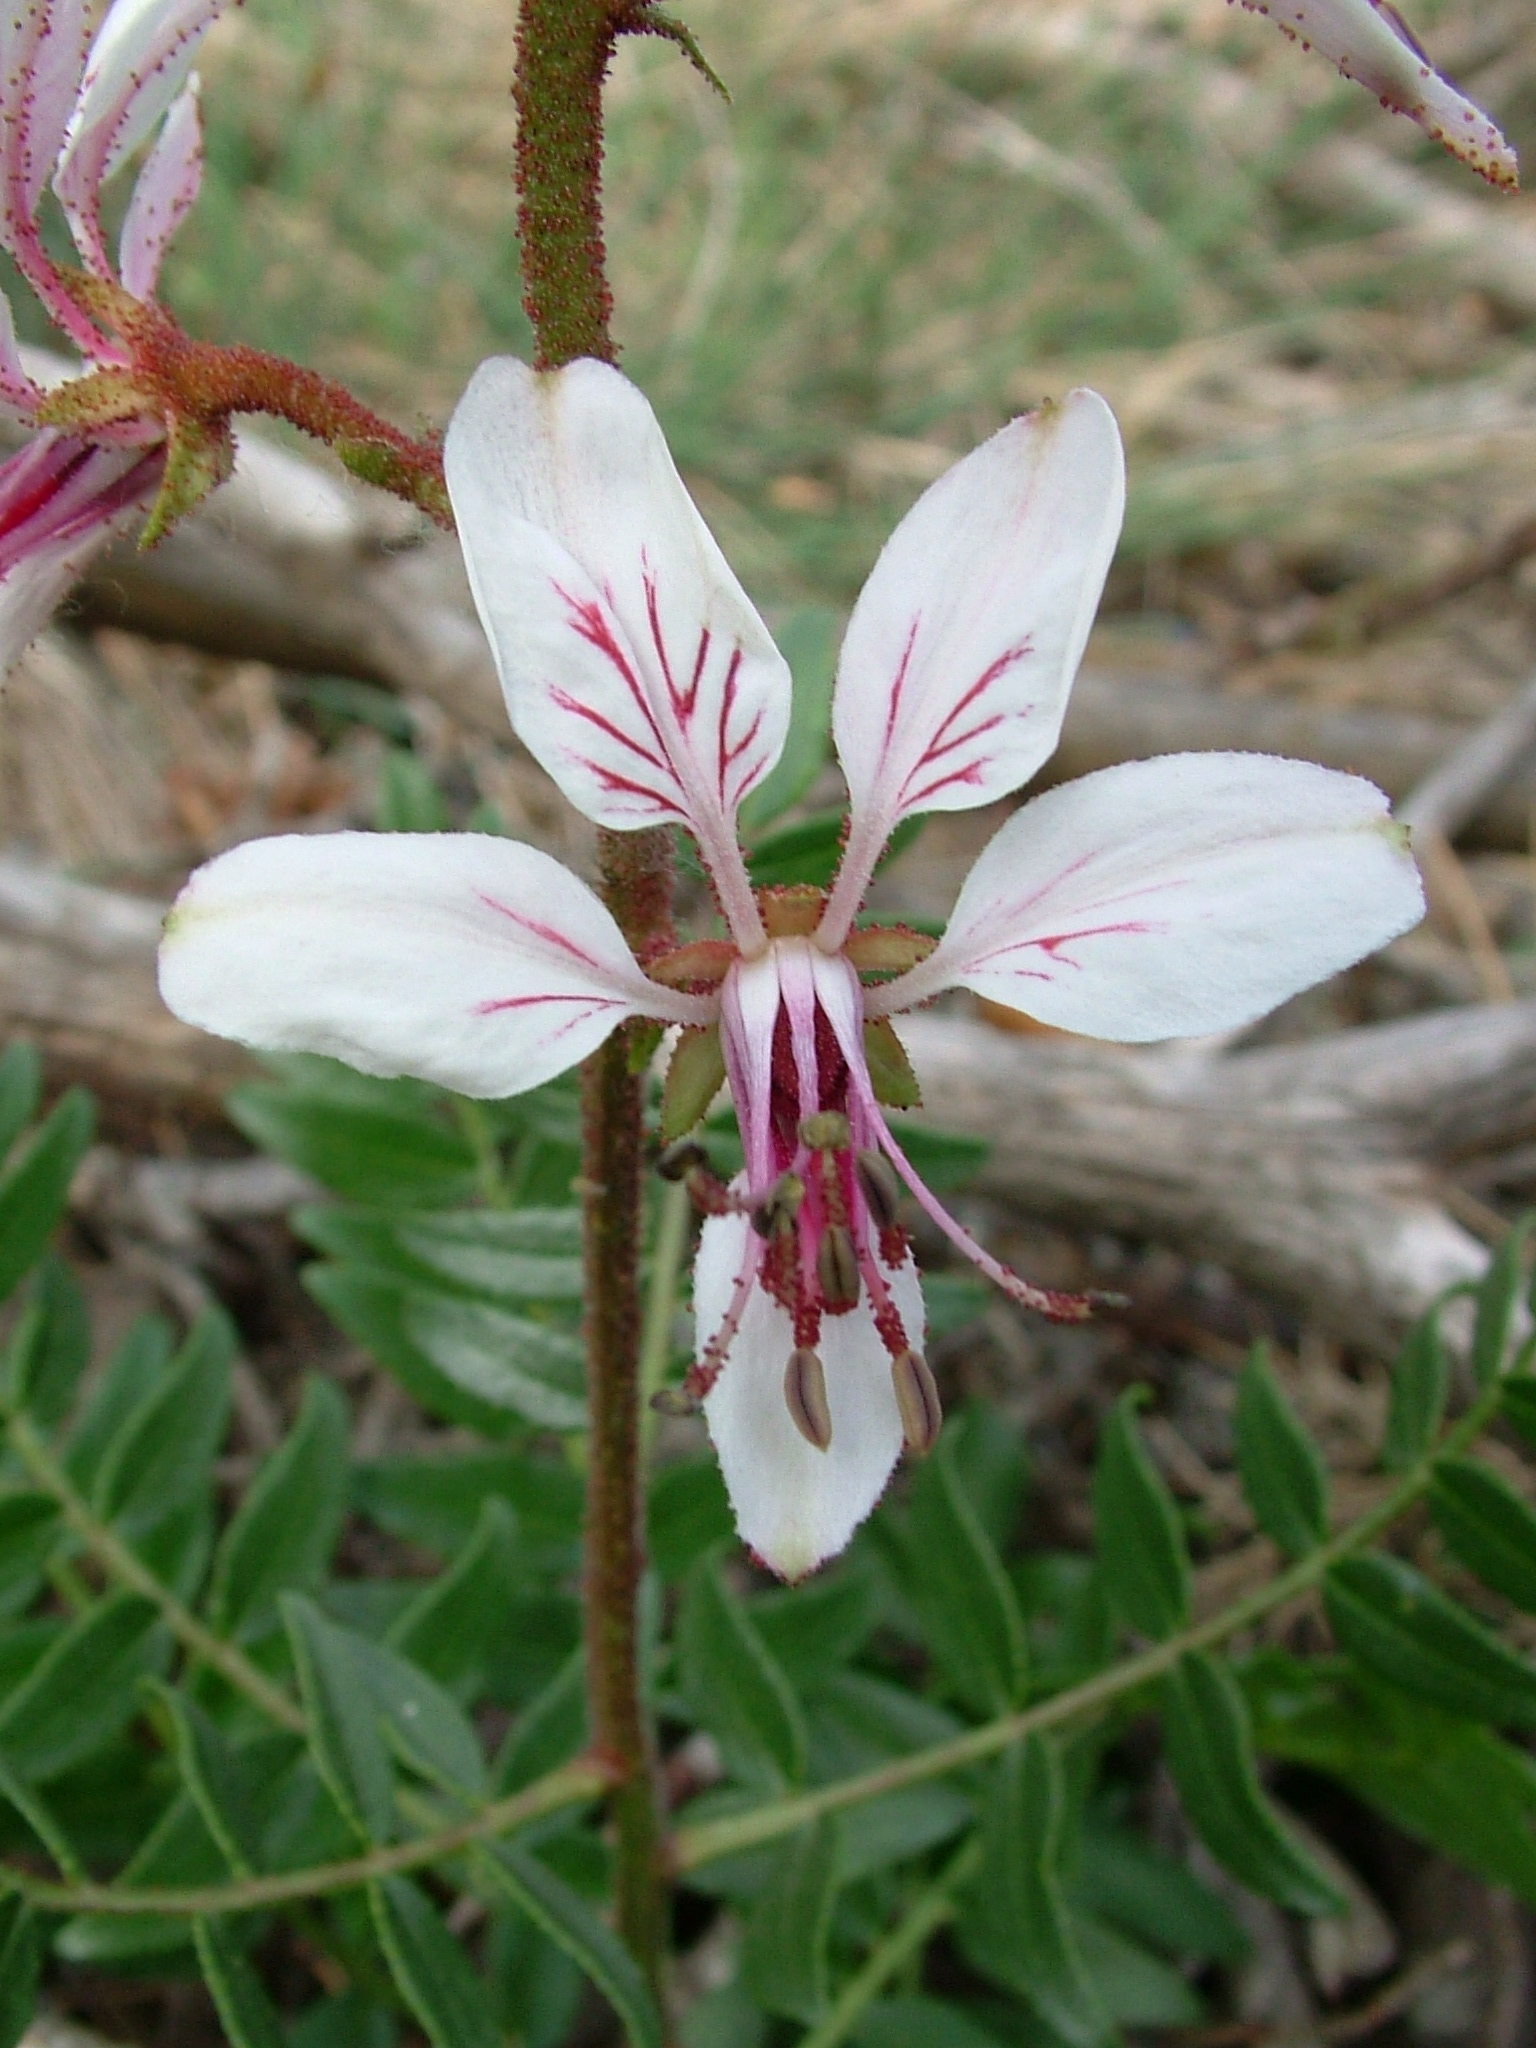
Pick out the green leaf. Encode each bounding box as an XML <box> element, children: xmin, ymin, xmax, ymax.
<box><xmin>388</xmin><ymin>1495</ymin><xmax>518</xmax><ymax>1697</ymax></box>
<box><xmin>1382</xmin><ymin>1304</ymin><xmax>1450</xmax><ymax>1471</ymax></box>
<box><xmin>354</xmin><ymin>1447</ymin><xmax>583</xmax><ymax>1561</ymax></box>
<box><xmin>751</xmin><ymin>1559</ymin><xmax>884</xmax><ymax>1690</ymax></box>
<box><xmin>493</xmin><ymin>1650</ymin><xmax>588</xmax><ymax>1796</ymax></box>
<box><xmin>746</xmin><ymin>808</ymin><xmax>844</xmax><ymax>889</ymax></box>
<box><xmin>648</xmin><ymin>1457</ymin><xmax>733</xmax><ymax>1583</ymax></box>
<box><xmin>883</xmin><ymin>1117</ymin><xmax>990</xmax><ymax>1192</ymax></box>
<box><xmin>1431</xmin><ymin>1457</ymin><xmax>1536</xmax><ymax>1614</ymax></box>
<box><xmin>64</xmin><ymin>1313</ymin><xmax>175</xmax><ymax>1492</ymax></box>
<box><xmin>1326</xmin><ymin>1553</ymin><xmax>1536</xmax><ymax>1726</ymax></box>
<box><xmin>352</xmin><ymin>1633</ymin><xmax>487</xmax><ymax>1799</ymax></box>
<box><xmin>677</xmin><ymin>1557</ymin><xmax>807</xmax><ymax>1789</ymax></box>
<box><xmin>210</xmin><ymin>1374</ymin><xmax>351</xmax><ymax>1636</ymax></box>
<box><xmin>282</xmin><ymin>1593</ymin><xmax>396</xmax><ymax>1842</ymax></box>
<box><xmin>375</xmin><ymin>749</ymin><xmax>450</xmax><ymax>833</ymax></box>
<box><xmin>738</xmin><ymin>606</ymin><xmax>838</xmax><ymax>837</ymax></box>
<box><xmin>0</xmin><ymin>1087</ymin><xmax>93</xmax><ymax>1303</ymax></box>
<box><xmin>0</xmin><ymin>1592</ymin><xmax>164</xmax><ymax>1782</ymax></box>
<box><xmin>0</xmin><ymin>1042</ymin><xmax>40</xmax><ymax>1162</ymax></box>
<box><xmin>149</xmin><ymin>1684</ymin><xmax>261</xmax><ymax>1876</ymax></box>
<box><xmin>1473</xmin><ymin>1218</ymin><xmax>1530</xmax><ymax>1387</ymax></box>
<box><xmin>299</xmin><ymin>1204</ymin><xmax>585</xmax><ymax>1302</ymax></box>
<box><xmin>0</xmin><ymin>1493</ymin><xmax>59</xmax><ymax>1617</ymax></box>
<box><xmin>837</xmin><ymin>1784</ymin><xmax>972</xmax><ymax>1884</ymax></box>
<box><xmin>1073</xmin><ymin>1915</ymin><xmax>1203</xmax><ymax>2027</ymax></box>
<box><xmin>739</xmin><ymin>1816</ymin><xmax>840</xmax><ymax>2023</ymax></box>
<box><xmin>903</xmin><ymin>1422</ymin><xmax>1027</xmax><ymax>1715</ymax></box>
<box><xmin>850</xmin><ymin>2000</ymin><xmax>1000</xmax><ymax>2048</ymax></box>
<box><xmin>370</xmin><ymin>1876</ymin><xmax>501</xmax><ymax>2048</ymax></box>
<box><xmin>1092</xmin><ymin>1390</ymin><xmax>1190</xmax><ymax>1640</ymax></box>
<box><xmin>1233</xmin><ymin>1346</ymin><xmax>1327</xmax><ymax>1558</ymax></box>
<box><xmin>1160</xmin><ymin>1650</ymin><xmax>1341</xmax><ymax>1914</ymax></box>
<box><xmin>229</xmin><ymin>1081</ymin><xmax>478</xmax><ymax>1207</ymax></box>
<box><xmin>194</xmin><ymin>1917</ymin><xmax>286</xmax><ymax>2048</ymax></box>
<box><xmin>477</xmin><ymin>1842</ymin><xmax>664</xmax><ymax>2048</ymax></box>
<box><xmin>0</xmin><ymin>1894</ymin><xmax>40</xmax><ymax>2048</ymax></box>
<box><xmin>8</xmin><ymin>1254</ymin><xmax>89</xmax><ymax>1425</ymax></box>
<box><xmin>959</xmin><ymin>1736</ymin><xmax>1111</xmax><ymax>2047</ymax></box>
<box><xmin>1072</xmin><ymin>1820</ymin><xmax>1250</xmax><ymax>1966</ymax></box>
<box><xmin>1501</xmin><ymin>1373</ymin><xmax>1536</xmax><ymax>1456</ymax></box>
<box><xmin>94</xmin><ymin>1306</ymin><xmax>233</xmax><ymax>1538</ymax></box>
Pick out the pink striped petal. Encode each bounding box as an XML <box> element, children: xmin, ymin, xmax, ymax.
<box><xmin>0</xmin><ymin>432</ymin><xmax>161</xmax><ymax>671</ymax></box>
<box><xmin>0</xmin><ymin>289</ymin><xmax>41</xmax><ymax>415</ymax></box>
<box><xmin>870</xmin><ymin>753</ymin><xmax>1424</xmax><ymax>1041</ymax></box>
<box><xmin>1234</xmin><ymin>0</ymin><xmax>1517</xmax><ymax>189</ymax></box>
<box><xmin>159</xmin><ymin>831</ymin><xmax>713</xmax><ymax>1099</ymax></box>
<box><xmin>818</xmin><ymin>390</ymin><xmax>1124</xmax><ymax>950</ymax></box>
<box><xmin>2</xmin><ymin>0</ymin><xmax>92</xmax><ymax>214</ymax></box>
<box><xmin>444</xmin><ymin>357</ymin><xmax>790</xmax><ymax>952</ymax></box>
<box><xmin>117</xmin><ymin>72</ymin><xmax>201</xmax><ymax>298</ymax></box>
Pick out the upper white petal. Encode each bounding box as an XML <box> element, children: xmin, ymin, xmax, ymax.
<box><xmin>117</xmin><ymin>72</ymin><xmax>202</xmax><ymax>300</ymax></box>
<box><xmin>698</xmin><ymin>1211</ymin><xmax>920</xmax><ymax>1582</ymax></box>
<box><xmin>158</xmin><ymin>831</ymin><xmax>710</xmax><ymax>1098</ymax></box>
<box><xmin>819</xmin><ymin>389</ymin><xmax>1123</xmax><ymax>948</ymax></box>
<box><xmin>444</xmin><ymin>357</ymin><xmax>789</xmax><ymax>949</ymax></box>
<box><xmin>873</xmin><ymin>752</ymin><xmax>1424</xmax><ymax>1041</ymax></box>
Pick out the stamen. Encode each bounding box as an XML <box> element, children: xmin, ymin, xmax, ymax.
<box><xmin>783</xmin><ymin>1347</ymin><xmax>832</xmax><ymax>1451</ymax></box>
<box><xmin>751</xmin><ymin>1170</ymin><xmax>805</xmax><ymax>1239</ymax></box>
<box><xmin>817</xmin><ymin>1225</ymin><xmax>860</xmax><ymax>1311</ymax></box>
<box><xmin>854</xmin><ymin>1147</ymin><xmax>902</xmax><ymax>1230</ymax></box>
<box><xmin>650</xmin><ymin>1385</ymin><xmax>702</xmax><ymax>1417</ymax></box>
<box><xmin>798</xmin><ymin>1110</ymin><xmax>851</xmax><ymax>1152</ymax></box>
<box><xmin>656</xmin><ymin>1138</ymin><xmax>708</xmax><ymax>1182</ymax></box>
<box><xmin>693</xmin><ymin>1229</ymin><xmax>762</xmax><ymax>1398</ymax></box>
<box><xmin>891</xmin><ymin>1348</ymin><xmax>942</xmax><ymax>1455</ymax></box>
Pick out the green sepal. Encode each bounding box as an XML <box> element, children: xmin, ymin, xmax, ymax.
<box><xmin>627</xmin><ymin>1019</ymin><xmax>665</xmax><ymax>1077</ymax></box>
<box><xmin>32</xmin><ymin>367</ymin><xmax>154</xmax><ymax>433</ymax></box>
<box><xmin>140</xmin><ymin>415</ymin><xmax>235</xmax><ymax>546</ymax></box>
<box><xmin>864</xmin><ymin>1017</ymin><xmax>921</xmax><ymax>1111</ymax></box>
<box><xmin>661</xmin><ymin>1024</ymin><xmax>726</xmax><ymax>1139</ymax></box>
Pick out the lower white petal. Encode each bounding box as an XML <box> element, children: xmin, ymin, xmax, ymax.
<box><xmin>697</xmin><ymin>1212</ymin><xmax>922</xmax><ymax>1581</ymax></box>
<box><xmin>159</xmin><ymin>830</ymin><xmax>705</xmax><ymax>1098</ymax></box>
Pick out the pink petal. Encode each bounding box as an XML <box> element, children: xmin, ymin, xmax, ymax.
<box><xmin>444</xmin><ymin>357</ymin><xmax>790</xmax><ymax>953</ymax></box>
<box><xmin>1</xmin><ymin>0</ymin><xmax>92</xmax><ymax>215</ymax></box>
<box><xmin>158</xmin><ymin>831</ymin><xmax>713</xmax><ymax>1098</ymax></box>
<box><xmin>870</xmin><ymin>752</ymin><xmax>1424</xmax><ymax>1041</ymax></box>
<box><xmin>117</xmin><ymin>72</ymin><xmax>201</xmax><ymax>299</ymax></box>
<box><xmin>0</xmin><ymin>289</ymin><xmax>41</xmax><ymax>415</ymax></box>
<box><xmin>1233</xmin><ymin>0</ymin><xmax>1517</xmax><ymax>190</ymax></box>
<box><xmin>818</xmin><ymin>390</ymin><xmax>1124</xmax><ymax>950</ymax></box>
<box><xmin>0</xmin><ymin>432</ymin><xmax>161</xmax><ymax>671</ymax></box>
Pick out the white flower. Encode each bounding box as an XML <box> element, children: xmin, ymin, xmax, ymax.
<box><xmin>159</xmin><ymin>357</ymin><xmax>1424</xmax><ymax>1579</ymax></box>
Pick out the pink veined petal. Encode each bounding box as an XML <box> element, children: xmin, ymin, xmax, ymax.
<box><xmin>444</xmin><ymin>356</ymin><xmax>790</xmax><ymax>953</ymax></box>
<box><xmin>1232</xmin><ymin>0</ymin><xmax>1517</xmax><ymax>190</ymax></box>
<box><xmin>0</xmin><ymin>288</ymin><xmax>41</xmax><ymax>415</ymax></box>
<box><xmin>697</xmin><ymin>1209</ymin><xmax>921</xmax><ymax>1582</ymax></box>
<box><xmin>718</xmin><ymin>947</ymin><xmax>784</xmax><ymax>1191</ymax></box>
<box><xmin>0</xmin><ymin>432</ymin><xmax>161</xmax><ymax>671</ymax></box>
<box><xmin>817</xmin><ymin>389</ymin><xmax>1124</xmax><ymax>951</ymax></box>
<box><xmin>867</xmin><ymin>752</ymin><xmax>1424</xmax><ymax>1041</ymax></box>
<box><xmin>6</xmin><ymin>0</ymin><xmax>92</xmax><ymax>214</ymax></box>
<box><xmin>117</xmin><ymin>71</ymin><xmax>201</xmax><ymax>299</ymax></box>
<box><xmin>158</xmin><ymin>831</ymin><xmax>714</xmax><ymax>1099</ymax></box>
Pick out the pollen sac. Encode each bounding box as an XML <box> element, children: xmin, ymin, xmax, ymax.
<box><xmin>891</xmin><ymin>1348</ymin><xmax>942</xmax><ymax>1455</ymax></box>
<box><xmin>799</xmin><ymin>1110</ymin><xmax>851</xmax><ymax>1153</ymax></box>
<box><xmin>817</xmin><ymin>1224</ymin><xmax>861</xmax><ymax>1311</ymax></box>
<box><xmin>656</xmin><ymin>1138</ymin><xmax>708</xmax><ymax>1183</ymax></box>
<box><xmin>854</xmin><ymin>1148</ymin><xmax>902</xmax><ymax>1230</ymax></box>
<box><xmin>751</xmin><ymin>1171</ymin><xmax>804</xmax><ymax>1239</ymax></box>
<box><xmin>650</xmin><ymin>1384</ymin><xmax>702</xmax><ymax>1418</ymax></box>
<box><xmin>784</xmin><ymin>1347</ymin><xmax>832</xmax><ymax>1451</ymax></box>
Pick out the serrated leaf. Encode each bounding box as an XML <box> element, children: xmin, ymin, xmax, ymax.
<box><xmin>0</xmin><ymin>1592</ymin><xmax>164</xmax><ymax>1783</ymax></box>
<box><xmin>1234</xmin><ymin>1347</ymin><xmax>1327</xmax><ymax>1558</ymax></box>
<box><xmin>371</xmin><ymin>1877</ymin><xmax>501</xmax><ymax>2048</ymax></box>
<box><xmin>94</xmin><ymin>1306</ymin><xmax>233</xmax><ymax>1538</ymax></box>
<box><xmin>478</xmin><ymin>1842</ymin><xmax>664</xmax><ymax>2048</ymax></box>
<box><xmin>678</xmin><ymin>1557</ymin><xmax>807</xmax><ymax>1789</ymax></box>
<box><xmin>1092</xmin><ymin>1390</ymin><xmax>1190</xmax><ymax>1640</ymax></box>
<box><xmin>1382</xmin><ymin>1304</ymin><xmax>1450</xmax><ymax>1471</ymax></box>
<box><xmin>1160</xmin><ymin>1651</ymin><xmax>1341</xmax><ymax>1915</ymax></box>
<box><xmin>959</xmin><ymin>1736</ymin><xmax>1110</xmax><ymax>2047</ymax></box>
<box><xmin>282</xmin><ymin>1594</ymin><xmax>396</xmax><ymax>1843</ymax></box>
<box><xmin>194</xmin><ymin>1917</ymin><xmax>286</xmax><ymax>2048</ymax></box>
<box><xmin>1474</xmin><ymin>1219</ymin><xmax>1530</xmax><ymax>1387</ymax></box>
<box><xmin>388</xmin><ymin>1495</ymin><xmax>518</xmax><ymax>1698</ymax></box>
<box><xmin>210</xmin><ymin>1375</ymin><xmax>351</xmax><ymax>1637</ymax></box>
<box><xmin>739</xmin><ymin>1816</ymin><xmax>840</xmax><ymax>2023</ymax></box>
<box><xmin>0</xmin><ymin>1043</ymin><xmax>40</xmax><ymax>1163</ymax></box>
<box><xmin>0</xmin><ymin>1087</ymin><xmax>93</xmax><ymax>1303</ymax></box>
<box><xmin>0</xmin><ymin>1894</ymin><xmax>40</xmax><ymax>2048</ymax></box>
<box><xmin>1326</xmin><ymin>1554</ymin><xmax>1536</xmax><ymax>1726</ymax></box>
<box><xmin>904</xmin><ymin>1423</ymin><xmax>1027</xmax><ymax>1715</ymax></box>
<box><xmin>1430</xmin><ymin>1457</ymin><xmax>1536</xmax><ymax>1614</ymax></box>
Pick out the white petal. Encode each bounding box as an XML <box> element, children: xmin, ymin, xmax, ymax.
<box><xmin>158</xmin><ymin>831</ymin><xmax>710</xmax><ymax>1098</ymax></box>
<box><xmin>117</xmin><ymin>72</ymin><xmax>201</xmax><ymax>299</ymax></box>
<box><xmin>0</xmin><ymin>288</ymin><xmax>40</xmax><ymax>415</ymax></box>
<box><xmin>874</xmin><ymin>753</ymin><xmax>1424</xmax><ymax>1041</ymax></box>
<box><xmin>1</xmin><ymin>0</ymin><xmax>91</xmax><ymax>216</ymax></box>
<box><xmin>698</xmin><ymin>1212</ymin><xmax>921</xmax><ymax>1581</ymax></box>
<box><xmin>1234</xmin><ymin>0</ymin><xmax>1517</xmax><ymax>190</ymax></box>
<box><xmin>818</xmin><ymin>390</ymin><xmax>1123</xmax><ymax>948</ymax></box>
<box><xmin>444</xmin><ymin>357</ymin><xmax>789</xmax><ymax>949</ymax></box>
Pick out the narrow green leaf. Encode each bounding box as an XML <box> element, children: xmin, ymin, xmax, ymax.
<box><xmin>0</xmin><ymin>1742</ymin><xmax>84</xmax><ymax>1879</ymax></box>
<box><xmin>229</xmin><ymin>1081</ymin><xmax>478</xmax><ymax>1207</ymax></box>
<box><xmin>149</xmin><ymin>1683</ymin><xmax>261</xmax><ymax>1876</ymax></box>
<box><xmin>1326</xmin><ymin>1554</ymin><xmax>1536</xmax><ymax>1726</ymax></box>
<box><xmin>1073</xmin><ymin>1820</ymin><xmax>1250</xmax><ymax>1966</ymax></box>
<box><xmin>1072</xmin><ymin>1915</ymin><xmax>1204</xmax><ymax>2027</ymax></box>
<box><xmin>478</xmin><ymin>1842</ymin><xmax>664</xmax><ymax>2048</ymax></box>
<box><xmin>0</xmin><ymin>1894</ymin><xmax>40</xmax><ymax>2048</ymax></box>
<box><xmin>281</xmin><ymin>1593</ymin><xmax>395</xmax><ymax>1843</ymax></box>
<box><xmin>678</xmin><ymin>1556</ymin><xmax>807</xmax><ymax>1788</ymax></box>
<box><xmin>370</xmin><ymin>1876</ymin><xmax>501</xmax><ymax>2048</ymax></box>
<box><xmin>1473</xmin><ymin>1219</ymin><xmax>1531</xmax><ymax>1387</ymax></box>
<box><xmin>1092</xmin><ymin>1390</ymin><xmax>1190</xmax><ymax>1640</ymax></box>
<box><xmin>64</xmin><ymin>1312</ymin><xmax>175</xmax><ymax>1492</ymax></box>
<box><xmin>387</xmin><ymin>1495</ymin><xmax>517</xmax><ymax>1696</ymax></box>
<box><xmin>375</xmin><ymin>748</ymin><xmax>450</xmax><ymax>833</ymax></box>
<box><xmin>352</xmin><ymin>1633</ymin><xmax>487</xmax><ymax>1799</ymax></box>
<box><xmin>94</xmin><ymin>1305</ymin><xmax>233</xmax><ymax>1537</ymax></box>
<box><xmin>0</xmin><ymin>1042</ymin><xmax>40</xmax><ymax>1163</ymax></box>
<box><xmin>904</xmin><ymin>1423</ymin><xmax>1027</xmax><ymax>1714</ymax></box>
<box><xmin>494</xmin><ymin>1649</ymin><xmax>588</xmax><ymax>1796</ymax></box>
<box><xmin>0</xmin><ymin>1087</ymin><xmax>93</xmax><ymax>1303</ymax></box>
<box><xmin>9</xmin><ymin>1254</ymin><xmax>89</xmax><ymax>1426</ymax></box>
<box><xmin>210</xmin><ymin>1375</ymin><xmax>351</xmax><ymax>1636</ymax></box>
<box><xmin>1382</xmin><ymin>1304</ymin><xmax>1450</xmax><ymax>1471</ymax></box>
<box><xmin>739</xmin><ymin>1816</ymin><xmax>840</xmax><ymax>2023</ymax></box>
<box><xmin>0</xmin><ymin>1592</ymin><xmax>164</xmax><ymax>1782</ymax></box>
<box><xmin>751</xmin><ymin>1559</ymin><xmax>884</xmax><ymax>1690</ymax></box>
<box><xmin>194</xmin><ymin>1917</ymin><xmax>286</xmax><ymax>2048</ymax></box>
<box><xmin>1234</xmin><ymin>1346</ymin><xmax>1326</xmax><ymax>1558</ymax></box>
<box><xmin>1431</xmin><ymin>1457</ymin><xmax>1536</xmax><ymax>1613</ymax></box>
<box><xmin>849</xmin><ymin>2000</ymin><xmax>999</xmax><ymax>2048</ymax></box>
<box><xmin>0</xmin><ymin>1493</ymin><xmax>60</xmax><ymax>1615</ymax></box>
<box><xmin>1160</xmin><ymin>1651</ymin><xmax>1341</xmax><ymax>1914</ymax></box>
<box><xmin>1502</xmin><ymin>1374</ymin><xmax>1536</xmax><ymax>1455</ymax></box>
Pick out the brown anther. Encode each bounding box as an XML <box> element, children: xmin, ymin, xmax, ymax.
<box><xmin>799</xmin><ymin>1110</ymin><xmax>851</xmax><ymax>1153</ymax></box>
<box><xmin>656</xmin><ymin>1138</ymin><xmax>708</xmax><ymax>1183</ymax></box>
<box><xmin>650</xmin><ymin>1385</ymin><xmax>702</xmax><ymax>1418</ymax></box>
<box><xmin>783</xmin><ymin>1347</ymin><xmax>832</xmax><ymax>1451</ymax></box>
<box><xmin>854</xmin><ymin>1148</ymin><xmax>902</xmax><ymax>1230</ymax></box>
<box><xmin>891</xmin><ymin>1348</ymin><xmax>942</xmax><ymax>1455</ymax></box>
<box><xmin>750</xmin><ymin>1171</ymin><xmax>804</xmax><ymax>1239</ymax></box>
<box><xmin>816</xmin><ymin>1225</ymin><xmax>860</xmax><ymax>1311</ymax></box>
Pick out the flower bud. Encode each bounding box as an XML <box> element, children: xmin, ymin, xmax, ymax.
<box><xmin>816</xmin><ymin>1225</ymin><xmax>860</xmax><ymax>1310</ymax></box>
<box><xmin>656</xmin><ymin>1138</ymin><xmax>708</xmax><ymax>1183</ymax></box>
<box><xmin>854</xmin><ymin>1148</ymin><xmax>902</xmax><ymax>1230</ymax></box>
<box><xmin>799</xmin><ymin>1110</ymin><xmax>850</xmax><ymax>1152</ymax></box>
<box><xmin>783</xmin><ymin>1347</ymin><xmax>832</xmax><ymax>1450</ymax></box>
<box><xmin>891</xmin><ymin>1348</ymin><xmax>941</xmax><ymax>1455</ymax></box>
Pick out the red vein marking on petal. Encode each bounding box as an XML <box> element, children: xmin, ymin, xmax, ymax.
<box><xmin>714</xmin><ymin>645</ymin><xmax>748</xmax><ymax>805</ymax></box>
<box><xmin>547</xmin><ymin>686</ymin><xmax>670</xmax><ymax>774</ymax></box>
<box><xmin>476</xmin><ymin>895</ymin><xmax>610</xmax><ymax>973</ymax></box>
<box><xmin>880</xmin><ymin>616</ymin><xmax>922</xmax><ymax>757</ymax></box>
<box><xmin>897</xmin><ymin>761</ymin><xmax>994</xmax><ymax>812</ymax></box>
<box><xmin>897</xmin><ymin>640</ymin><xmax>1031</xmax><ymax>803</ymax></box>
<box><xmin>472</xmin><ymin>992</ymin><xmax>629</xmax><ymax>1021</ymax></box>
<box><xmin>555</xmin><ymin>581</ymin><xmax>671</xmax><ymax>761</ymax></box>
<box><xmin>643</xmin><ymin>566</ymin><xmax>688</xmax><ymax>716</ymax></box>
<box><xmin>585</xmin><ymin>763</ymin><xmax>682</xmax><ymax>813</ymax></box>
<box><xmin>973</xmin><ymin>919</ymin><xmax>1160</xmax><ymax>976</ymax></box>
<box><xmin>688</xmin><ymin>626</ymin><xmax>712</xmax><ymax>722</ymax></box>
